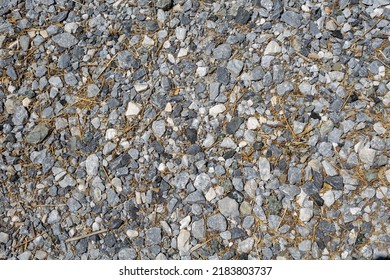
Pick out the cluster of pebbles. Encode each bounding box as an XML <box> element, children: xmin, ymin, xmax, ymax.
<box><xmin>0</xmin><ymin>0</ymin><xmax>390</xmax><ymax>260</ymax></box>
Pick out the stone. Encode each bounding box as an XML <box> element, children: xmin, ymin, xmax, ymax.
<box><xmin>67</xmin><ymin>197</ymin><xmax>81</xmax><ymax>212</ymax></box>
<box><xmin>258</xmin><ymin>157</ymin><xmax>271</xmax><ymax>181</ymax></box>
<box><xmin>264</xmin><ymin>40</ymin><xmax>281</xmax><ymax>55</ymax></box>
<box><xmin>52</xmin><ymin>32</ymin><xmax>78</xmax><ymax>48</ymax></box>
<box><xmin>87</xmin><ymin>84</ymin><xmax>100</xmax><ymax>97</ymax></box>
<box><xmin>247</xmin><ymin>117</ymin><xmax>260</xmax><ymax>130</ymax></box>
<box><xmin>235</xmin><ymin>6</ymin><xmax>252</xmax><ymax>25</ymax></box>
<box><xmin>146</xmin><ymin>227</ymin><xmax>161</xmax><ymax>245</ymax></box>
<box><xmin>207</xmin><ymin>214</ymin><xmax>227</xmax><ymax>232</ymax></box>
<box><xmin>176</xmin><ymin>27</ymin><xmax>187</xmax><ymax>41</ymax></box>
<box><xmin>281</xmin><ymin>11</ymin><xmax>302</xmax><ymax>28</ymax></box>
<box><xmin>6</xmin><ymin>66</ymin><xmax>17</xmax><ymax>80</ymax></box>
<box><xmin>0</xmin><ymin>232</ymin><xmax>9</xmax><ymax>244</ymax></box>
<box><xmin>322</xmin><ymin>190</ymin><xmax>335</xmax><ymax>207</ymax></box>
<box><xmin>209</xmin><ymin>104</ymin><xmax>226</xmax><ymax>116</ymax></box>
<box><xmin>118</xmin><ymin>248</ymin><xmax>137</xmax><ymax>260</ymax></box>
<box><xmin>299</xmin><ymin>208</ymin><xmax>313</xmax><ymax>222</ymax></box>
<box><xmin>227</xmin><ymin>59</ymin><xmax>244</xmax><ymax>76</ymax></box>
<box><xmin>86</xmin><ymin>154</ymin><xmax>99</xmax><ymax>176</ymax></box>
<box><xmin>126</xmin><ymin>102</ymin><xmax>142</xmax><ymax>116</ymax></box>
<box><xmin>226</xmin><ymin>117</ymin><xmax>243</xmax><ymax>134</ymax></box>
<box><xmin>288</xmin><ymin>167</ymin><xmax>302</xmax><ymax>185</ymax></box>
<box><xmin>192</xmin><ymin>219</ymin><xmax>205</xmax><ymax>240</ymax></box>
<box><xmin>177</xmin><ymin>230</ymin><xmax>191</xmax><ymax>255</ymax></box>
<box><xmin>213</xmin><ymin>44</ymin><xmax>232</xmax><ymax>60</ymax></box>
<box><xmin>218</xmin><ymin>197</ymin><xmax>239</xmax><ymax>218</ymax></box>
<box><xmin>184</xmin><ymin>128</ymin><xmax>198</xmax><ymax>143</ymax></box>
<box><xmin>48</xmin><ymin>76</ymin><xmax>63</xmax><ymax>88</ymax></box>
<box><xmin>26</xmin><ymin>124</ymin><xmax>50</xmax><ymax>144</ymax></box>
<box><xmin>276</xmin><ymin>81</ymin><xmax>294</xmax><ymax>96</ymax></box>
<box><xmin>47</xmin><ymin>209</ymin><xmax>60</xmax><ymax>224</ymax></box>
<box><xmin>152</xmin><ymin>120</ymin><xmax>166</xmax><ymax>138</ymax></box>
<box><xmin>194</xmin><ymin>173</ymin><xmax>211</xmax><ymax>192</ymax></box>
<box><xmin>298</xmin><ymin>240</ymin><xmax>312</xmax><ymax>252</ymax></box>
<box><xmin>359</xmin><ymin>147</ymin><xmax>376</xmax><ymax>165</ymax></box>
<box><xmin>237</xmin><ymin>237</ymin><xmax>254</xmax><ymax>253</ymax></box>
<box><xmin>156</xmin><ymin>0</ymin><xmax>173</xmax><ymax>11</ymax></box>
<box><xmin>324</xmin><ymin>176</ymin><xmax>344</xmax><ymax>190</ymax></box>
<box><xmin>12</xmin><ymin>106</ymin><xmax>28</xmax><ymax>126</ymax></box>
<box><xmin>216</xmin><ymin>67</ymin><xmax>230</xmax><ymax>85</ymax></box>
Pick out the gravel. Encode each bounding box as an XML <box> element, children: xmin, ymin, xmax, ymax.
<box><xmin>1</xmin><ymin>0</ymin><xmax>389</xmax><ymax>261</ymax></box>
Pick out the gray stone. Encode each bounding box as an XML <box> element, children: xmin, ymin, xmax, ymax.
<box><xmin>156</xmin><ymin>0</ymin><xmax>173</xmax><ymax>11</ymax></box>
<box><xmin>268</xmin><ymin>215</ymin><xmax>281</xmax><ymax>229</ymax></box>
<box><xmin>0</xmin><ymin>232</ymin><xmax>9</xmax><ymax>243</ymax></box>
<box><xmin>19</xmin><ymin>35</ymin><xmax>30</xmax><ymax>51</ymax></box>
<box><xmin>218</xmin><ymin>197</ymin><xmax>239</xmax><ymax>218</ymax></box>
<box><xmin>87</xmin><ymin>84</ymin><xmax>100</xmax><ymax>97</ymax></box>
<box><xmin>216</xmin><ymin>67</ymin><xmax>230</xmax><ymax>85</ymax></box>
<box><xmin>35</xmin><ymin>65</ymin><xmax>47</xmax><ymax>78</ymax></box>
<box><xmin>184</xmin><ymin>190</ymin><xmax>205</xmax><ymax>204</ymax></box>
<box><xmin>242</xmin><ymin>216</ymin><xmax>254</xmax><ymax>229</ymax></box>
<box><xmin>6</xmin><ymin>65</ymin><xmax>17</xmax><ymax>80</ymax></box>
<box><xmin>184</xmin><ymin>128</ymin><xmax>198</xmax><ymax>143</ymax></box>
<box><xmin>207</xmin><ymin>213</ymin><xmax>227</xmax><ymax>232</ymax></box>
<box><xmin>318</xmin><ymin>142</ymin><xmax>334</xmax><ymax>157</ymax></box>
<box><xmin>106</xmin><ymin>188</ymin><xmax>119</xmax><ymax>206</ymax></box>
<box><xmin>324</xmin><ymin>176</ymin><xmax>344</xmax><ymax>190</ymax></box>
<box><xmin>173</xmin><ymin>172</ymin><xmax>190</xmax><ymax>189</ymax></box>
<box><xmin>299</xmin><ymin>208</ymin><xmax>313</xmax><ymax>222</ymax></box>
<box><xmin>47</xmin><ymin>209</ymin><xmax>60</xmax><ymax>224</ymax></box>
<box><xmin>12</xmin><ymin>106</ymin><xmax>28</xmax><ymax>126</ymax></box>
<box><xmin>117</xmin><ymin>51</ymin><xmax>137</xmax><ymax>69</ymax></box>
<box><xmin>86</xmin><ymin>154</ymin><xmax>99</xmax><ymax>176</ymax></box>
<box><xmin>192</xmin><ymin>219</ymin><xmax>205</xmax><ymax>240</ymax></box>
<box><xmin>226</xmin><ymin>117</ymin><xmax>243</xmax><ymax>134</ymax></box>
<box><xmin>288</xmin><ymin>167</ymin><xmax>302</xmax><ymax>185</ymax></box>
<box><xmin>298</xmin><ymin>240</ymin><xmax>312</xmax><ymax>252</ymax></box>
<box><xmin>59</xmin><ymin>174</ymin><xmax>76</xmax><ymax>188</ymax></box>
<box><xmin>371</xmin><ymin>136</ymin><xmax>386</xmax><ymax>150</ymax></box>
<box><xmin>235</xmin><ymin>6</ymin><xmax>251</xmax><ymax>25</ymax></box>
<box><xmin>26</xmin><ymin>124</ymin><xmax>50</xmax><ymax>144</ymax></box>
<box><xmin>281</xmin><ymin>11</ymin><xmax>302</xmax><ymax>28</ymax></box>
<box><xmin>227</xmin><ymin>59</ymin><xmax>244</xmax><ymax>76</ymax></box>
<box><xmin>67</xmin><ymin>197</ymin><xmax>81</xmax><ymax>212</ymax></box>
<box><xmin>118</xmin><ymin>248</ymin><xmax>137</xmax><ymax>260</ymax></box>
<box><xmin>367</xmin><ymin>60</ymin><xmax>382</xmax><ymax>74</ymax></box>
<box><xmin>213</xmin><ymin>44</ymin><xmax>232</xmax><ymax>60</ymax></box>
<box><xmin>273</xmin><ymin>64</ymin><xmax>284</xmax><ymax>84</ymax></box>
<box><xmin>146</xmin><ymin>227</ymin><xmax>161</xmax><ymax>245</ymax></box>
<box><xmin>52</xmin><ymin>32</ymin><xmax>78</xmax><ymax>48</ymax></box>
<box><xmin>18</xmin><ymin>251</ymin><xmax>32</xmax><ymax>260</ymax></box>
<box><xmin>276</xmin><ymin>81</ymin><xmax>294</xmax><ymax>96</ymax></box>
<box><xmin>48</xmin><ymin>76</ymin><xmax>63</xmax><ymax>88</ymax></box>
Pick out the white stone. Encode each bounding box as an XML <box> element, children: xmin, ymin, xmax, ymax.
<box><xmin>105</xmin><ymin>128</ymin><xmax>117</xmax><ymax>140</ymax></box>
<box><xmin>177</xmin><ymin>48</ymin><xmax>188</xmax><ymax>58</ymax></box>
<box><xmin>258</xmin><ymin>157</ymin><xmax>271</xmax><ymax>181</ymax></box>
<box><xmin>237</xmin><ymin>237</ymin><xmax>254</xmax><ymax>254</ymax></box>
<box><xmin>143</xmin><ymin>35</ymin><xmax>155</xmax><ymax>46</ymax></box>
<box><xmin>202</xmin><ymin>133</ymin><xmax>215</xmax><ymax>148</ymax></box>
<box><xmin>179</xmin><ymin>216</ymin><xmax>191</xmax><ymax>229</ymax></box>
<box><xmin>322</xmin><ymin>190</ymin><xmax>335</xmax><ymax>207</ymax></box>
<box><xmin>176</xmin><ymin>27</ymin><xmax>187</xmax><ymax>41</ymax></box>
<box><xmin>218</xmin><ymin>197</ymin><xmax>239</xmax><ymax>218</ymax></box>
<box><xmin>86</xmin><ymin>154</ymin><xmax>99</xmax><ymax>176</ymax></box>
<box><xmin>220</xmin><ymin>137</ymin><xmax>237</xmax><ymax>149</ymax></box>
<box><xmin>299</xmin><ymin>208</ymin><xmax>313</xmax><ymax>222</ymax></box>
<box><xmin>247</xmin><ymin>117</ymin><xmax>260</xmax><ymax>130</ymax></box>
<box><xmin>196</xmin><ymin>66</ymin><xmax>208</xmax><ymax>77</ymax></box>
<box><xmin>64</xmin><ymin>22</ymin><xmax>78</xmax><ymax>33</ymax></box>
<box><xmin>359</xmin><ymin>146</ymin><xmax>376</xmax><ymax>165</ymax></box>
<box><xmin>322</xmin><ymin>160</ymin><xmax>338</xmax><ymax>176</ymax></box>
<box><xmin>209</xmin><ymin>104</ymin><xmax>226</xmax><ymax>116</ymax></box>
<box><xmin>350</xmin><ymin>207</ymin><xmax>361</xmax><ymax>215</ymax></box>
<box><xmin>373</xmin><ymin>122</ymin><xmax>386</xmax><ymax>135</ymax></box>
<box><xmin>205</xmin><ymin>187</ymin><xmax>216</xmax><ymax>201</ymax></box>
<box><xmin>385</xmin><ymin>169</ymin><xmax>390</xmax><ymax>183</ymax></box>
<box><xmin>264</xmin><ymin>40</ymin><xmax>281</xmax><ymax>55</ymax></box>
<box><xmin>126</xmin><ymin>102</ymin><xmax>141</xmax><ymax>116</ymax></box>
<box><xmin>134</xmin><ymin>83</ymin><xmax>148</xmax><ymax>92</ymax></box>
<box><xmin>177</xmin><ymin>230</ymin><xmax>191</xmax><ymax>255</ymax></box>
